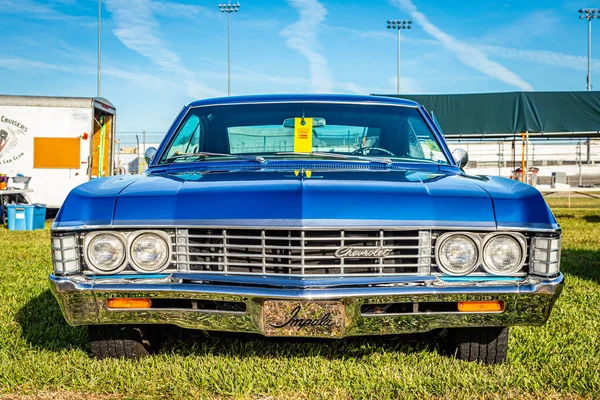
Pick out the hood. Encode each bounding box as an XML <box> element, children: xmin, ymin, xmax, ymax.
<box><xmin>53</xmin><ymin>164</ymin><xmax>557</xmax><ymax>230</ymax></box>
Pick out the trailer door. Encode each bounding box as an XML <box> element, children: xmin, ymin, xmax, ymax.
<box><xmin>90</xmin><ymin>101</ymin><xmax>116</xmax><ymax>178</ymax></box>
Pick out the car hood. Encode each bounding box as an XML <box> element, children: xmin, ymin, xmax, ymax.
<box><xmin>54</xmin><ymin>166</ymin><xmax>557</xmax><ymax>231</ymax></box>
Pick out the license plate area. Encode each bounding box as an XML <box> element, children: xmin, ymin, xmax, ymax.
<box><xmin>263</xmin><ymin>300</ymin><xmax>345</xmax><ymax>337</ymax></box>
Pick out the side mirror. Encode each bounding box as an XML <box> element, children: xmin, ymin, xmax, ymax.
<box><xmin>144</xmin><ymin>147</ymin><xmax>157</xmax><ymax>164</ymax></box>
<box><xmin>452</xmin><ymin>148</ymin><xmax>469</xmax><ymax>169</ymax></box>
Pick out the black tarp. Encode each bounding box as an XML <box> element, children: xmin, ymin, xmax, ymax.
<box><xmin>375</xmin><ymin>92</ymin><xmax>600</xmax><ymax>138</ymax></box>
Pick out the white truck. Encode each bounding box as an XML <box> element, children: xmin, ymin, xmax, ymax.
<box><xmin>0</xmin><ymin>95</ymin><xmax>117</xmax><ymax>209</ymax></box>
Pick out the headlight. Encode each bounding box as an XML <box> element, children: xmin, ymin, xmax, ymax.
<box><xmin>436</xmin><ymin>233</ymin><xmax>479</xmax><ymax>275</ymax></box>
<box><xmin>482</xmin><ymin>234</ymin><xmax>526</xmax><ymax>275</ymax></box>
<box><xmin>85</xmin><ymin>233</ymin><xmax>126</xmax><ymax>274</ymax></box>
<box><xmin>129</xmin><ymin>232</ymin><xmax>171</xmax><ymax>272</ymax></box>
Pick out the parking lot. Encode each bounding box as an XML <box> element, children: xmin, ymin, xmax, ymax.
<box><xmin>0</xmin><ymin>198</ymin><xmax>597</xmax><ymax>399</ymax></box>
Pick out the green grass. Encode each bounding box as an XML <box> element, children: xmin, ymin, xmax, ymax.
<box><xmin>0</xmin><ymin>209</ymin><xmax>599</xmax><ymax>399</ymax></box>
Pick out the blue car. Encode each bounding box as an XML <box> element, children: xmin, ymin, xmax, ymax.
<box><xmin>49</xmin><ymin>94</ymin><xmax>563</xmax><ymax>363</ymax></box>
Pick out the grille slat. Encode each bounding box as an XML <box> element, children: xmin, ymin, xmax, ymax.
<box><xmin>176</xmin><ymin>228</ymin><xmax>429</xmax><ymax>277</ymax></box>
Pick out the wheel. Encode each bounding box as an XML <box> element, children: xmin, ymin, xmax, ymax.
<box><xmin>88</xmin><ymin>325</ymin><xmax>155</xmax><ymax>359</ymax></box>
<box><xmin>447</xmin><ymin>326</ymin><xmax>508</xmax><ymax>364</ymax></box>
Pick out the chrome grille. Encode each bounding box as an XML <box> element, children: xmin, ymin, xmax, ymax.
<box><xmin>175</xmin><ymin>228</ymin><xmax>432</xmax><ymax>276</ymax></box>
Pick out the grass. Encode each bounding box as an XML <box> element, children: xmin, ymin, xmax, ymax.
<box><xmin>0</xmin><ymin>205</ymin><xmax>599</xmax><ymax>399</ymax></box>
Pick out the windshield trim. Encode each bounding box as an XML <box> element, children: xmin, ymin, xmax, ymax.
<box><xmin>152</xmin><ymin>100</ymin><xmax>453</xmax><ymax>168</ymax></box>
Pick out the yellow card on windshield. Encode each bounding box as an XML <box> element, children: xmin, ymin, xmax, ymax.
<box><xmin>294</xmin><ymin>118</ymin><xmax>313</xmax><ymax>152</ymax></box>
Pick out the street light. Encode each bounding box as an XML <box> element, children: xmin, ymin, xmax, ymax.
<box><xmin>579</xmin><ymin>8</ymin><xmax>598</xmax><ymax>91</ymax></box>
<box><xmin>386</xmin><ymin>19</ymin><xmax>411</xmax><ymax>95</ymax></box>
<box><xmin>218</xmin><ymin>1</ymin><xmax>241</xmax><ymax>96</ymax></box>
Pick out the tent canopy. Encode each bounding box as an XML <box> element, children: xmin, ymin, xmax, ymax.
<box><xmin>375</xmin><ymin>92</ymin><xmax>600</xmax><ymax>139</ymax></box>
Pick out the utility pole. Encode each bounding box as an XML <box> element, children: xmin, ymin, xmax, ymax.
<box><xmin>579</xmin><ymin>9</ymin><xmax>598</xmax><ymax>91</ymax></box>
<box><xmin>386</xmin><ymin>20</ymin><xmax>412</xmax><ymax>94</ymax></box>
<box><xmin>218</xmin><ymin>2</ymin><xmax>241</xmax><ymax>96</ymax></box>
<box><xmin>97</xmin><ymin>0</ymin><xmax>101</xmax><ymax>97</ymax></box>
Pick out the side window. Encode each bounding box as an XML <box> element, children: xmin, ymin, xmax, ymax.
<box><xmin>406</xmin><ymin>116</ymin><xmax>447</xmax><ymax>163</ymax></box>
<box><xmin>163</xmin><ymin>115</ymin><xmax>203</xmax><ymax>160</ymax></box>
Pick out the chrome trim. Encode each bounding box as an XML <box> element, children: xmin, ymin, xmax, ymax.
<box><xmin>52</xmin><ymin>222</ymin><xmax>561</xmax><ymax>232</ymax></box>
<box><xmin>83</xmin><ymin>231</ymin><xmax>128</xmax><ymax>275</ymax></box>
<box><xmin>481</xmin><ymin>232</ymin><xmax>527</xmax><ymax>275</ymax></box>
<box><xmin>435</xmin><ymin>232</ymin><xmax>482</xmax><ymax>276</ymax></box>
<box><xmin>49</xmin><ymin>273</ymin><xmax>564</xmax><ymax>336</ymax></box>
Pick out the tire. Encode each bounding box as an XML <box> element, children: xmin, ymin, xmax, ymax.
<box><xmin>88</xmin><ymin>325</ymin><xmax>153</xmax><ymax>359</ymax></box>
<box><xmin>447</xmin><ymin>326</ymin><xmax>508</xmax><ymax>364</ymax></box>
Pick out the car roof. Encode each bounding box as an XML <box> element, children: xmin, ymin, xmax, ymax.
<box><xmin>187</xmin><ymin>94</ymin><xmax>420</xmax><ymax>108</ymax></box>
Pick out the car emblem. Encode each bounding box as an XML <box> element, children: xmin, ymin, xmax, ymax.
<box><xmin>334</xmin><ymin>246</ymin><xmax>393</xmax><ymax>258</ymax></box>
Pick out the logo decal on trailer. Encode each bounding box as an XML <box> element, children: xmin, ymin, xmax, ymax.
<box><xmin>0</xmin><ymin>116</ymin><xmax>27</xmax><ymax>164</ymax></box>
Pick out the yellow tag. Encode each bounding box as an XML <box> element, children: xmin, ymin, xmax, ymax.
<box><xmin>294</xmin><ymin>118</ymin><xmax>313</xmax><ymax>152</ymax></box>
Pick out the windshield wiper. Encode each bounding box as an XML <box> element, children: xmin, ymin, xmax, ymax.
<box><xmin>165</xmin><ymin>152</ymin><xmax>266</xmax><ymax>164</ymax></box>
<box><xmin>274</xmin><ymin>151</ymin><xmax>392</xmax><ymax>165</ymax></box>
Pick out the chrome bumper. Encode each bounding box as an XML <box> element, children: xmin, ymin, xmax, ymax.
<box><xmin>49</xmin><ymin>273</ymin><xmax>564</xmax><ymax>337</ymax></box>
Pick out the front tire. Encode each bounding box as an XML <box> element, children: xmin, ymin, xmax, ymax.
<box><xmin>447</xmin><ymin>326</ymin><xmax>509</xmax><ymax>364</ymax></box>
<box><xmin>88</xmin><ymin>325</ymin><xmax>153</xmax><ymax>359</ymax></box>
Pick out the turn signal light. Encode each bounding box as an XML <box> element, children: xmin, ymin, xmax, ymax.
<box><xmin>106</xmin><ymin>298</ymin><xmax>152</xmax><ymax>309</ymax></box>
<box><xmin>457</xmin><ymin>301</ymin><xmax>504</xmax><ymax>312</ymax></box>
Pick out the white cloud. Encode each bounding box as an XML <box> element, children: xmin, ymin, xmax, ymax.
<box><xmin>390</xmin><ymin>0</ymin><xmax>534</xmax><ymax>91</ymax></box>
<box><xmin>281</xmin><ymin>0</ymin><xmax>334</xmax><ymax>93</ymax></box>
<box><xmin>480</xmin><ymin>45</ymin><xmax>600</xmax><ymax>72</ymax></box>
<box><xmin>148</xmin><ymin>1</ymin><xmax>218</xmax><ymax>20</ymax></box>
<box><xmin>0</xmin><ymin>54</ymin><xmax>168</xmax><ymax>89</ymax></box>
<box><xmin>387</xmin><ymin>76</ymin><xmax>425</xmax><ymax>94</ymax></box>
<box><xmin>104</xmin><ymin>0</ymin><xmax>222</xmax><ymax>99</ymax></box>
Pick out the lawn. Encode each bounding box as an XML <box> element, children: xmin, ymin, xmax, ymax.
<box><xmin>0</xmin><ymin>201</ymin><xmax>599</xmax><ymax>399</ymax></box>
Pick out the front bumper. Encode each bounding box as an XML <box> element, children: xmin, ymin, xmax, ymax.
<box><xmin>49</xmin><ymin>273</ymin><xmax>564</xmax><ymax>338</ymax></box>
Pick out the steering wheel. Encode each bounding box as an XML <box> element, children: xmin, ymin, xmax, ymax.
<box><xmin>352</xmin><ymin>147</ymin><xmax>396</xmax><ymax>157</ymax></box>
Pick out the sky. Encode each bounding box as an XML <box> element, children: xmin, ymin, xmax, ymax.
<box><xmin>0</xmin><ymin>0</ymin><xmax>598</xmax><ymax>146</ymax></box>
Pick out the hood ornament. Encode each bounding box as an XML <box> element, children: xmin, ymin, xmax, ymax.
<box><xmin>334</xmin><ymin>246</ymin><xmax>393</xmax><ymax>258</ymax></box>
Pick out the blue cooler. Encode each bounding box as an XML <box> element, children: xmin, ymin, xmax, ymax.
<box><xmin>6</xmin><ymin>204</ymin><xmax>29</xmax><ymax>231</ymax></box>
<box><xmin>6</xmin><ymin>204</ymin><xmax>46</xmax><ymax>231</ymax></box>
<box><xmin>26</xmin><ymin>204</ymin><xmax>46</xmax><ymax>230</ymax></box>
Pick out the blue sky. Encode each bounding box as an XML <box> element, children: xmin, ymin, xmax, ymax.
<box><xmin>0</xmin><ymin>0</ymin><xmax>597</xmax><ymax>145</ymax></box>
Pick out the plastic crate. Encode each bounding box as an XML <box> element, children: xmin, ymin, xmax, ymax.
<box><xmin>6</xmin><ymin>204</ymin><xmax>46</xmax><ymax>231</ymax></box>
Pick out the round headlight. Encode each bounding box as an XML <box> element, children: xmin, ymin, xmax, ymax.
<box><xmin>86</xmin><ymin>233</ymin><xmax>126</xmax><ymax>274</ymax></box>
<box><xmin>437</xmin><ymin>234</ymin><xmax>479</xmax><ymax>275</ymax></box>
<box><xmin>483</xmin><ymin>234</ymin><xmax>524</xmax><ymax>275</ymax></box>
<box><xmin>130</xmin><ymin>232</ymin><xmax>170</xmax><ymax>272</ymax></box>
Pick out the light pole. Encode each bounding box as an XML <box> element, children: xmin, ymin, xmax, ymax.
<box><xmin>98</xmin><ymin>0</ymin><xmax>101</xmax><ymax>97</ymax></box>
<box><xmin>386</xmin><ymin>19</ymin><xmax>411</xmax><ymax>95</ymax></box>
<box><xmin>218</xmin><ymin>1</ymin><xmax>241</xmax><ymax>96</ymax></box>
<box><xmin>579</xmin><ymin>8</ymin><xmax>598</xmax><ymax>91</ymax></box>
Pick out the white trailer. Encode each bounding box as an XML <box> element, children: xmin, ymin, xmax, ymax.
<box><xmin>0</xmin><ymin>95</ymin><xmax>116</xmax><ymax>208</ymax></box>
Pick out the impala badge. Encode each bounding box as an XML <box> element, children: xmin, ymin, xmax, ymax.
<box><xmin>334</xmin><ymin>246</ymin><xmax>393</xmax><ymax>258</ymax></box>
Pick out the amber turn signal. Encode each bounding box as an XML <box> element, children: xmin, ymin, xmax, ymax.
<box><xmin>106</xmin><ymin>298</ymin><xmax>152</xmax><ymax>309</ymax></box>
<box><xmin>457</xmin><ymin>300</ymin><xmax>504</xmax><ymax>312</ymax></box>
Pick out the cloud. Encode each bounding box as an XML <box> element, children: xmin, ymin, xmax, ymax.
<box><xmin>387</xmin><ymin>76</ymin><xmax>425</xmax><ymax>94</ymax></box>
<box><xmin>0</xmin><ymin>0</ymin><xmax>93</xmax><ymax>23</ymax></box>
<box><xmin>148</xmin><ymin>1</ymin><xmax>218</xmax><ymax>20</ymax></box>
<box><xmin>390</xmin><ymin>0</ymin><xmax>534</xmax><ymax>91</ymax></box>
<box><xmin>281</xmin><ymin>0</ymin><xmax>334</xmax><ymax>93</ymax></box>
<box><xmin>0</xmin><ymin>54</ymin><xmax>168</xmax><ymax>89</ymax></box>
<box><xmin>480</xmin><ymin>45</ymin><xmax>600</xmax><ymax>72</ymax></box>
<box><xmin>104</xmin><ymin>0</ymin><xmax>222</xmax><ymax>99</ymax></box>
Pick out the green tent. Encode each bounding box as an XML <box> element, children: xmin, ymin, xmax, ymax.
<box><xmin>375</xmin><ymin>92</ymin><xmax>600</xmax><ymax>139</ymax></box>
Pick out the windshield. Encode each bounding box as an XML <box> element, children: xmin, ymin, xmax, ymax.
<box><xmin>158</xmin><ymin>103</ymin><xmax>449</xmax><ymax>164</ymax></box>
